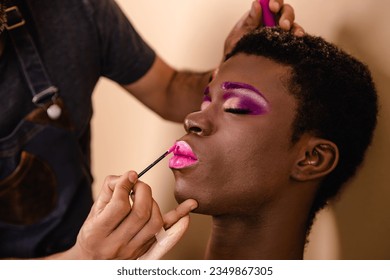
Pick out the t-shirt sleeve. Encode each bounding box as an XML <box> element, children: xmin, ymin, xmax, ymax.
<box><xmin>85</xmin><ymin>0</ymin><xmax>156</xmax><ymax>85</ymax></box>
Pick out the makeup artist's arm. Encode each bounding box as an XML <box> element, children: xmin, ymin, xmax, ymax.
<box><xmin>123</xmin><ymin>0</ymin><xmax>302</xmax><ymax>122</ymax></box>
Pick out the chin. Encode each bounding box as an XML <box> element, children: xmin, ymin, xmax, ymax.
<box><xmin>172</xmin><ymin>171</ymin><xmax>218</xmax><ymax>215</ymax></box>
<box><xmin>173</xmin><ymin>187</ymin><xmax>204</xmax><ymax>215</ymax></box>
<box><xmin>172</xmin><ymin>172</ymin><xmax>195</xmax><ymax>201</ymax></box>
<box><xmin>173</xmin><ymin>185</ymin><xmax>192</xmax><ymax>204</ymax></box>
<box><xmin>174</xmin><ymin>187</ymin><xmax>223</xmax><ymax>216</ymax></box>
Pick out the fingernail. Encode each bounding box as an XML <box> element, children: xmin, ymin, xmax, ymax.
<box><xmin>272</xmin><ymin>2</ymin><xmax>280</xmax><ymax>11</ymax></box>
<box><xmin>282</xmin><ymin>19</ymin><xmax>291</xmax><ymax>30</ymax></box>
<box><xmin>190</xmin><ymin>202</ymin><xmax>198</xmax><ymax>211</ymax></box>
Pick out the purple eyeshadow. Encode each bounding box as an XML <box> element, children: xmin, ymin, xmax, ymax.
<box><xmin>221</xmin><ymin>82</ymin><xmax>269</xmax><ymax>115</ymax></box>
<box><xmin>237</xmin><ymin>96</ymin><xmax>268</xmax><ymax>115</ymax></box>
<box><xmin>203</xmin><ymin>86</ymin><xmax>211</xmax><ymax>102</ymax></box>
<box><xmin>222</xmin><ymin>82</ymin><xmax>266</xmax><ymax>100</ymax></box>
<box><xmin>223</xmin><ymin>92</ymin><xmax>267</xmax><ymax>115</ymax></box>
<box><xmin>203</xmin><ymin>95</ymin><xmax>211</xmax><ymax>102</ymax></box>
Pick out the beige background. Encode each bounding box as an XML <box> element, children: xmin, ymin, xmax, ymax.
<box><xmin>91</xmin><ymin>0</ymin><xmax>390</xmax><ymax>259</ymax></box>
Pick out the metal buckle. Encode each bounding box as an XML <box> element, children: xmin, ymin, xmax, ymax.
<box><xmin>5</xmin><ymin>6</ymin><xmax>26</xmax><ymax>31</ymax></box>
<box><xmin>32</xmin><ymin>86</ymin><xmax>59</xmax><ymax>105</ymax></box>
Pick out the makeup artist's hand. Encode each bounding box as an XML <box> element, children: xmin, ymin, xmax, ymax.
<box><xmin>224</xmin><ymin>0</ymin><xmax>305</xmax><ymax>56</ymax></box>
<box><xmin>65</xmin><ymin>171</ymin><xmax>165</xmax><ymax>259</ymax></box>
<box><xmin>139</xmin><ymin>198</ymin><xmax>198</xmax><ymax>260</ymax></box>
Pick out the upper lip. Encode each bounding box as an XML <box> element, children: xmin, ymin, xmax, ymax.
<box><xmin>173</xmin><ymin>140</ymin><xmax>198</xmax><ymax>160</ymax></box>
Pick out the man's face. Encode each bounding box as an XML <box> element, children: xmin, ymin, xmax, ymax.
<box><xmin>170</xmin><ymin>54</ymin><xmax>304</xmax><ymax>216</ymax></box>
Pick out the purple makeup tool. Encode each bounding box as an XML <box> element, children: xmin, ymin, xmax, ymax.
<box><xmin>259</xmin><ymin>0</ymin><xmax>276</xmax><ymax>27</ymax></box>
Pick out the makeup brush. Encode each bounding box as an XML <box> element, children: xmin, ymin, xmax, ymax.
<box><xmin>137</xmin><ymin>144</ymin><xmax>176</xmax><ymax>178</ymax></box>
<box><xmin>259</xmin><ymin>0</ymin><xmax>276</xmax><ymax>27</ymax></box>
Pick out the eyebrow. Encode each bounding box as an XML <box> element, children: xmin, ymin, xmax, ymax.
<box><xmin>221</xmin><ymin>81</ymin><xmax>268</xmax><ymax>101</ymax></box>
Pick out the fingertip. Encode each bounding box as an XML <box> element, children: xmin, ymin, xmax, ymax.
<box><xmin>281</xmin><ymin>19</ymin><xmax>291</xmax><ymax>30</ymax></box>
<box><xmin>188</xmin><ymin>199</ymin><xmax>198</xmax><ymax>211</ymax></box>
<box><xmin>295</xmin><ymin>29</ymin><xmax>305</xmax><ymax>37</ymax></box>
<box><xmin>251</xmin><ymin>0</ymin><xmax>261</xmax><ymax>11</ymax></box>
<box><xmin>180</xmin><ymin>198</ymin><xmax>198</xmax><ymax>212</ymax></box>
<box><xmin>127</xmin><ymin>170</ymin><xmax>139</xmax><ymax>184</ymax></box>
<box><xmin>292</xmin><ymin>23</ymin><xmax>305</xmax><ymax>37</ymax></box>
<box><xmin>250</xmin><ymin>0</ymin><xmax>261</xmax><ymax>20</ymax></box>
<box><xmin>270</xmin><ymin>1</ymin><xmax>280</xmax><ymax>13</ymax></box>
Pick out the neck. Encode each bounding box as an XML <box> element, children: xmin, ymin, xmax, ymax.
<box><xmin>204</xmin><ymin>185</ymin><xmax>315</xmax><ymax>260</ymax></box>
<box><xmin>205</xmin><ymin>215</ymin><xmax>307</xmax><ymax>260</ymax></box>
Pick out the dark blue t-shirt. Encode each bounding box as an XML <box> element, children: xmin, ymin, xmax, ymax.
<box><xmin>0</xmin><ymin>0</ymin><xmax>155</xmax><ymax>258</ymax></box>
<box><xmin>1</xmin><ymin>0</ymin><xmax>155</xmax><ymax>139</ymax></box>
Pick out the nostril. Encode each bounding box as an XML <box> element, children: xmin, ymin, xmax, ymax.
<box><xmin>184</xmin><ymin>114</ymin><xmax>211</xmax><ymax>136</ymax></box>
<box><xmin>189</xmin><ymin>126</ymin><xmax>202</xmax><ymax>134</ymax></box>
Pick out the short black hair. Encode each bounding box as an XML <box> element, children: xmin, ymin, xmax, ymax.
<box><xmin>227</xmin><ymin>27</ymin><xmax>378</xmax><ymax>229</ymax></box>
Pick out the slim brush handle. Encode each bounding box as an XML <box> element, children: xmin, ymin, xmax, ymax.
<box><xmin>259</xmin><ymin>0</ymin><xmax>276</xmax><ymax>27</ymax></box>
<box><xmin>138</xmin><ymin>151</ymin><xmax>169</xmax><ymax>178</ymax></box>
<box><xmin>137</xmin><ymin>145</ymin><xmax>176</xmax><ymax>178</ymax></box>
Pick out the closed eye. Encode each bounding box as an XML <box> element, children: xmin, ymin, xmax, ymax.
<box><xmin>223</xmin><ymin>95</ymin><xmax>268</xmax><ymax>115</ymax></box>
<box><xmin>224</xmin><ymin>108</ymin><xmax>252</xmax><ymax>114</ymax></box>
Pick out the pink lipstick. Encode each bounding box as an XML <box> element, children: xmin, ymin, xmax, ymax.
<box><xmin>169</xmin><ymin>141</ymin><xmax>198</xmax><ymax>169</ymax></box>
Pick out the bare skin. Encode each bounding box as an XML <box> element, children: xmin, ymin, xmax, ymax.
<box><xmin>123</xmin><ymin>0</ymin><xmax>304</xmax><ymax>123</ymax></box>
<box><xmin>40</xmin><ymin>171</ymin><xmax>198</xmax><ymax>260</ymax></box>
<box><xmin>171</xmin><ymin>54</ymin><xmax>338</xmax><ymax>260</ymax></box>
<box><xmin>0</xmin><ymin>0</ymin><xmax>303</xmax><ymax>259</ymax></box>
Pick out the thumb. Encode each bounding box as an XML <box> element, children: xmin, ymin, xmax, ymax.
<box><xmin>163</xmin><ymin>199</ymin><xmax>198</xmax><ymax>229</ymax></box>
<box><xmin>138</xmin><ymin>215</ymin><xmax>190</xmax><ymax>260</ymax></box>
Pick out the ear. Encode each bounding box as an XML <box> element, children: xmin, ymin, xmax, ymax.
<box><xmin>291</xmin><ymin>138</ymin><xmax>339</xmax><ymax>182</ymax></box>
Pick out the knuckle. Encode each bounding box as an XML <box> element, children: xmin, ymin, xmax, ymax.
<box><xmin>113</xmin><ymin>199</ymin><xmax>131</xmax><ymax>214</ymax></box>
<box><xmin>133</xmin><ymin>206</ymin><xmax>152</xmax><ymax>221</ymax></box>
<box><xmin>103</xmin><ymin>175</ymin><xmax>116</xmax><ymax>184</ymax></box>
<box><xmin>151</xmin><ymin>215</ymin><xmax>164</xmax><ymax>230</ymax></box>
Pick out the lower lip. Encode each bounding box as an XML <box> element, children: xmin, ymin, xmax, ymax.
<box><xmin>169</xmin><ymin>155</ymin><xmax>198</xmax><ymax>169</ymax></box>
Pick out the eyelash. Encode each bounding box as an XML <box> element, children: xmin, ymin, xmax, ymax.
<box><xmin>224</xmin><ymin>108</ymin><xmax>251</xmax><ymax>115</ymax></box>
<box><xmin>223</xmin><ymin>97</ymin><xmax>255</xmax><ymax>115</ymax></box>
<box><xmin>201</xmin><ymin>99</ymin><xmax>252</xmax><ymax>115</ymax></box>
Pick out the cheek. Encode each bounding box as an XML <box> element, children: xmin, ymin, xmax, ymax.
<box><xmin>173</xmin><ymin>168</ymin><xmax>229</xmax><ymax>215</ymax></box>
<box><xmin>233</xmin><ymin>125</ymin><xmax>295</xmax><ymax>187</ymax></box>
<box><xmin>173</xmin><ymin>124</ymin><xmax>295</xmax><ymax>215</ymax></box>
<box><xmin>172</xmin><ymin>137</ymin><xmax>246</xmax><ymax>214</ymax></box>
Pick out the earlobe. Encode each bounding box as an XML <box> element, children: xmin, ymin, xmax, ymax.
<box><xmin>291</xmin><ymin>140</ymin><xmax>339</xmax><ymax>182</ymax></box>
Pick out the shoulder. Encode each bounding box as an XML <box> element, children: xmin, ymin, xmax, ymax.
<box><xmin>79</xmin><ymin>0</ymin><xmax>128</xmax><ymax>23</ymax></box>
<box><xmin>25</xmin><ymin>0</ymin><xmax>125</xmax><ymax>25</ymax></box>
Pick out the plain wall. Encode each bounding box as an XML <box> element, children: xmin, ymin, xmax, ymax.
<box><xmin>91</xmin><ymin>0</ymin><xmax>390</xmax><ymax>259</ymax></box>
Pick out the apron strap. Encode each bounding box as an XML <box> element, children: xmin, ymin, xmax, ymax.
<box><xmin>5</xmin><ymin>4</ymin><xmax>58</xmax><ymax>106</ymax></box>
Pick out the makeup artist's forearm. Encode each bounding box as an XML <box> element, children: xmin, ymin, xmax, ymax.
<box><xmin>124</xmin><ymin>57</ymin><xmax>211</xmax><ymax>122</ymax></box>
<box><xmin>126</xmin><ymin>70</ymin><xmax>211</xmax><ymax>122</ymax></box>
<box><xmin>163</xmin><ymin>69</ymin><xmax>211</xmax><ymax>122</ymax></box>
<box><xmin>133</xmin><ymin>69</ymin><xmax>212</xmax><ymax>122</ymax></box>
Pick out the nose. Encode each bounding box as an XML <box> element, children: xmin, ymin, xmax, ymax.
<box><xmin>184</xmin><ymin>111</ymin><xmax>213</xmax><ymax>136</ymax></box>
